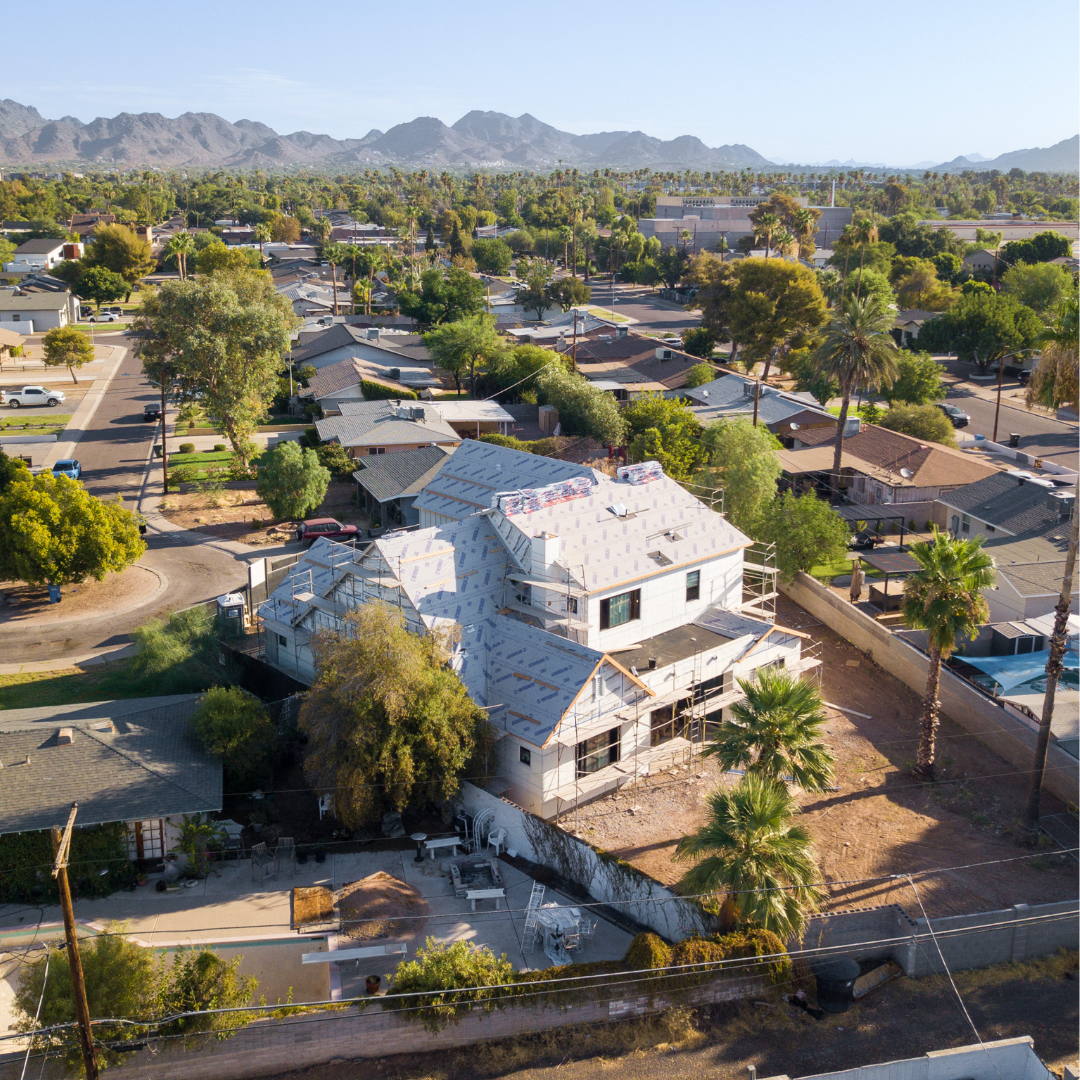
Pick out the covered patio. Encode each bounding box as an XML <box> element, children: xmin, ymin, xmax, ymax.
<box><xmin>856</xmin><ymin>548</ymin><xmax>921</xmax><ymax>612</ymax></box>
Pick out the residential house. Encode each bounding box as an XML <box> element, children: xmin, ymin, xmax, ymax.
<box><xmin>571</xmin><ymin>329</ymin><xmax>706</xmax><ymax>396</ymax></box>
<box><xmin>0</xmin><ymin>284</ymin><xmax>75</xmax><ymax>331</ymax></box>
<box><xmin>962</xmin><ymin>248</ymin><xmax>1005</xmax><ymax>275</ymax></box>
<box><xmin>893</xmin><ymin>309</ymin><xmax>938</xmax><ymax>348</ymax></box>
<box><xmin>0</xmin><ymin>696</ymin><xmax>221</xmax><ymax>861</ymax></box>
<box><xmin>258</xmin><ymin>447</ymin><xmax>805</xmax><ymax>818</ymax></box>
<box><xmin>2</xmin><ymin>238</ymin><xmax>76</xmax><ymax>275</ymax></box>
<box><xmin>353</xmin><ymin>444</ymin><xmax>455</xmax><ymax>527</ymax></box>
<box><xmin>936</xmin><ymin>471</ymin><xmax>1076</xmax><ymax>542</ymax></box>
<box><xmin>68</xmin><ymin>211</ymin><xmax>117</xmax><ymax>239</ymax></box>
<box><xmin>778</xmin><ymin>422</ymin><xmax>1000</xmax><ymax>529</ymax></box>
<box><xmin>299</xmin><ymin>356</ymin><xmax>438</xmax><ymax>415</ymax></box>
<box><xmin>675</xmin><ymin>374</ymin><xmax>837</xmax><ymax>441</ymax></box>
<box><xmin>505</xmin><ymin>311</ymin><xmax>621</xmax><ymax>345</ymax></box>
<box><xmin>291</xmin><ymin>324</ymin><xmax>432</xmax><ymax>375</ymax></box>
<box><xmin>315</xmin><ymin>400</ymin><xmax>461</xmax><ymax>458</ymax></box>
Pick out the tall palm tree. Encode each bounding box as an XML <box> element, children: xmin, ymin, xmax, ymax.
<box><xmin>252</xmin><ymin>223</ymin><xmax>271</xmax><ymax>255</ymax></box>
<box><xmin>164</xmin><ymin>231</ymin><xmax>195</xmax><ymax>281</ymax></box>
<box><xmin>702</xmin><ymin>667</ymin><xmax>834</xmax><ymax>793</ymax></box>
<box><xmin>834</xmin><ymin>224</ymin><xmax>856</xmax><ymax>290</ymax></box>
<box><xmin>901</xmin><ymin>530</ymin><xmax>995</xmax><ymax>779</ymax></box>
<box><xmin>849</xmin><ymin>216</ymin><xmax>879</xmax><ymax>299</ymax></box>
<box><xmin>674</xmin><ymin>774</ymin><xmax>823</xmax><ymax>939</ymax></box>
<box><xmin>811</xmin><ymin>297</ymin><xmax>900</xmax><ymax>494</ymax></box>
<box><xmin>1026</xmin><ymin>296</ymin><xmax>1078</xmax><ymax>414</ymax></box>
<box><xmin>754</xmin><ymin>212</ymin><xmax>779</xmax><ymax>258</ymax></box>
<box><xmin>323</xmin><ymin>241</ymin><xmax>346</xmax><ymax>316</ymax></box>
<box><xmin>773</xmin><ymin>229</ymin><xmax>798</xmax><ymax>260</ymax></box>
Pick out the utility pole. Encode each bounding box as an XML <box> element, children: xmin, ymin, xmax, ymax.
<box><xmin>571</xmin><ymin>309</ymin><xmax>578</xmax><ymax>372</ymax></box>
<box><xmin>159</xmin><ymin>370</ymin><xmax>169</xmax><ymax>495</ymax></box>
<box><xmin>52</xmin><ymin>804</ymin><xmax>99</xmax><ymax>1080</ymax></box>
<box><xmin>991</xmin><ymin>351</ymin><xmax>1006</xmax><ymax>443</ymax></box>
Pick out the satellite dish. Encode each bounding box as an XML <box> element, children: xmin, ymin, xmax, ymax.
<box><xmin>900</xmin><ymin>468</ymin><xmax>913</xmax><ymax>478</ymax></box>
<box><xmin>701</xmin><ymin>389</ymin><xmax>709</xmax><ymax>397</ymax></box>
<box><xmin>789</xmin><ymin>422</ymin><xmax>800</xmax><ymax>430</ymax></box>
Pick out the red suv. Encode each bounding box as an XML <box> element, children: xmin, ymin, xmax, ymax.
<box><xmin>295</xmin><ymin>518</ymin><xmax>360</xmax><ymax>545</ymax></box>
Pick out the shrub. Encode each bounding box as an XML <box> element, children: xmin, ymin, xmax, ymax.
<box><xmin>361</xmin><ymin>379</ymin><xmax>417</xmax><ymax>402</ymax></box>
<box><xmin>316</xmin><ymin>441</ymin><xmax>355</xmax><ymax>479</ymax></box>
<box><xmin>0</xmin><ymin>824</ymin><xmax>132</xmax><ymax>905</ymax></box>
<box><xmin>193</xmin><ymin>686</ymin><xmax>275</xmax><ymax>790</ymax></box>
<box><xmin>213</xmin><ymin>443</ymin><xmax>227</xmax><ymax>452</ymax></box>
<box><xmin>624</xmin><ymin>932</ymin><xmax>672</xmax><ymax>972</ymax></box>
<box><xmin>681</xmin><ymin>327</ymin><xmax>717</xmax><ymax>359</ymax></box>
<box><xmin>667</xmin><ymin>929</ymin><xmax>791</xmax><ymax>989</ymax></box>
<box><xmin>129</xmin><ymin>605</ymin><xmax>238</xmax><ymax>694</ymax></box>
<box><xmin>256</xmin><ymin>440</ymin><xmax>331</xmax><ymax>519</ymax></box>
<box><xmin>178</xmin><ymin>442</ymin><xmax>196</xmax><ymax>454</ymax></box>
<box><xmin>478</xmin><ymin>433</ymin><xmax>561</xmax><ymax>457</ymax></box>
<box><xmin>302</xmin><ymin>426</ymin><xmax>320</xmax><ymax>448</ymax></box>
<box><xmin>168</xmin><ymin>464</ymin><xmax>198</xmax><ymax>490</ymax></box>
<box><xmin>684</xmin><ymin>362</ymin><xmax>717</xmax><ymax>388</ymax></box>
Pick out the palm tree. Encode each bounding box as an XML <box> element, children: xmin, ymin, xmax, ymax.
<box><xmin>901</xmin><ymin>530</ymin><xmax>995</xmax><ymax>779</ymax></box>
<box><xmin>816</xmin><ymin>267</ymin><xmax>843</xmax><ymax>307</ymax></box>
<box><xmin>834</xmin><ymin>224</ymin><xmax>856</xmax><ymax>290</ymax></box>
<box><xmin>811</xmin><ymin>297</ymin><xmax>900</xmax><ymax>494</ymax></box>
<box><xmin>849</xmin><ymin>216</ymin><xmax>879</xmax><ymax>299</ymax></box>
<box><xmin>702</xmin><ymin>667</ymin><xmax>834</xmax><ymax>793</ymax></box>
<box><xmin>313</xmin><ymin>215</ymin><xmax>333</xmax><ymax>247</ymax></box>
<box><xmin>323</xmin><ymin>241</ymin><xmax>346</xmax><ymax>317</ymax></box>
<box><xmin>674</xmin><ymin>774</ymin><xmax>823</xmax><ymax>939</ymax></box>
<box><xmin>252</xmin><ymin>223</ymin><xmax>271</xmax><ymax>255</ymax></box>
<box><xmin>773</xmin><ymin>229</ymin><xmax>798</xmax><ymax>260</ymax></box>
<box><xmin>754</xmin><ymin>212</ymin><xmax>779</xmax><ymax>258</ymax></box>
<box><xmin>164</xmin><ymin>231</ymin><xmax>195</xmax><ymax>281</ymax></box>
<box><xmin>1026</xmin><ymin>296</ymin><xmax>1078</xmax><ymax>414</ymax></box>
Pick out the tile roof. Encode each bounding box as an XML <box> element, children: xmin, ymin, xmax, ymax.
<box><xmin>937</xmin><ymin>473</ymin><xmax>1074</xmax><ymax>534</ymax></box>
<box><xmin>352</xmin><ymin>445</ymin><xmax>455</xmax><ymax>502</ymax></box>
<box><xmin>412</xmin><ymin>439</ymin><xmax>595</xmax><ymax>522</ymax></box>
<box><xmin>315</xmin><ymin>401</ymin><xmax>459</xmax><ymax>447</ymax></box>
<box><xmin>0</xmin><ymin>696</ymin><xmax>220</xmax><ymax>835</ymax></box>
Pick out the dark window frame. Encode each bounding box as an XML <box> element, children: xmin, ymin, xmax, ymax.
<box><xmin>686</xmin><ymin>569</ymin><xmax>701</xmax><ymax>602</ymax></box>
<box><xmin>519</xmin><ymin>746</ymin><xmax>532</xmax><ymax>767</ymax></box>
<box><xmin>576</xmin><ymin>727</ymin><xmax>620</xmax><ymax>777</ymax></box>
<box><xmin>599</xmin><ymin>589</ymin><xmax>641</xmax><ymax>630</ymax></box>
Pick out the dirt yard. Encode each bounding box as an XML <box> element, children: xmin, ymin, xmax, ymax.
<box><xmin>156</xmin><ymin>479</ymin><xmax>367</xmax><ymax>545</ymax></box>
<box><xmin>559</xmin><ymin>595</ymin><xmax>1075</xmax><ymax>918</ymax></box>
<box><xmin>0</xmin><ymin>563</ymin><xmax>161</xmax><ymax>625</ymax></box>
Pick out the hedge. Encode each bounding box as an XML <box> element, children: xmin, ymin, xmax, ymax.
<box><xmin>361</xmin><ymin>380</ymin><xmax>417</xmax><ymax>402</ymax></box>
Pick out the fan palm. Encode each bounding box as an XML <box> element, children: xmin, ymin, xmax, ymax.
<box><xmin>702</xmin><ymin>667</ymin><xmax>834</xmax><ymax>793</ymax></box>
<box><xmin>754</xmin><ymin>212</ymin><xmax>779</xmax><ymax>258</ymax></box>
<box><xmin>811</xmin><ymin>297</ymin><xmax>899</xmax><ymax>493</ymax></box>
<box><xmin>849</xmin><ymin>216</ymin><xmax>879</xmax><ymax>299</ymax></box>
<box><xmin>323</xmin><ymin>241</ymin><xmax>346</xmax><ymax>317</ymax></box>
<box><xmin>164</xmin><ymin>231</ymin><xmax>195</xmax><ymax>281</ymax></box>
<box><xmin>773</xmin><ymin>229</ymin><xmax>798</xmax><ymax>260</ymax></box>
<box><xmin>252</xmin><ymin>223</ymin><xmax>271</xmax><ymax>255</ymax></box>
<box><xmin>1026</xmin><ymin>296</ymin><xmax>1078</xmax><ymax>413</ymax></box>
<box><xmin>674</xmin><ymin>774</ymin><xmax>823</xmax><ymax>939</ymax></box>
<box><xmin>901</xmin><ymin>530</ymin><xmax>995</xmax><ymax>779</ymax></box>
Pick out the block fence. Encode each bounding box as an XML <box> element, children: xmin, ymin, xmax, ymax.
<box><xmin>780</xmin><ymin>572</ymin><xmax>1078</xmax><ymax>804</ymax></box>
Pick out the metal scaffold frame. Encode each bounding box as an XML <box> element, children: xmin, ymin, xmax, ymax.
<box><xmin>742</xmin><ymin>540</ymin><xmax>778</xmax><ymax>622</ymax></box>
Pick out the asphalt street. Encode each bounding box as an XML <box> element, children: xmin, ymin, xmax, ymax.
<box><xmin>584</xmin><ymin>277</ymin><xmax>699</xmax><ymax>333</ymax></box>
<box><xmin>0</xmin><ymin>334</ymin><xmax>251</xmax><ymax>667</ymax></box>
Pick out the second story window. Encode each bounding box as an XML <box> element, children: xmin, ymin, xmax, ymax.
<box><xmin>686</xmin><ymin>570</ymin><xmax>701</xmax><ymax>602</ymax></box>
<box><xmin>600</xmin><ymin>589</ymin><xmax>640</xmax><ymax>630</ymax></box>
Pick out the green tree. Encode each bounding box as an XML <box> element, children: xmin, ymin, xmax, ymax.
<box><xmin>681</xmin><ymin>326</ymin><xmax>718</xmax><ymax>362</ymax></box>
<box><xmin>0</xmin><ymin>472</ymin><xmax>145</xmax><ymax>594</ymax></box>
<box><xmin>164</xmin><ymin>230</ymin><xmax>196</xmax><ymax>280</ymax></box>
<box><xmin>156</xmin><ymin>948</ymin><xmax>258</xmax><ymax>1041</ymax></box>
<box><xmin>901</xmin><ymin>530</ymin><xmax>994</xmax><ymax>778</ymax></box>
<box><xmin>516</xmin><ymin>266</ymin><xmax>554</xmax><ymax>322</ymax></box>
<box><xmin>1000</xmin><ymin>231</ymin><xmax>1071</xmax><ymax>266</ymax></box>
<box><xmin>0</xmin><ymin>448</ymin><xmax>30</xmax><ymax>494</ymax></box>
<box><xmin>15</xmin><ymin>931</ymin><xmax>158</xmax><ymax>1070</ymax></box>
<box><xmin>684</xmin><ymin>361</ymin><xmax>717</xmax><ymax>387</ymax></box>
<box><xmin>810</xmin><ymin>297</ymin><xmax>899</xmax><ymax>493</ymax></box>
<box><xmin>271</xmin><ymin>215</ymin><xmax>301</xmax><ymax>244</ymax></box>
<box><xmin>882</xmin><ymin>351</ymin><xmax>946</xmax><ymax>405</ymax></box>
<box><xmin>129</xmin><ymin>606</ymin><xmax>239</xmax><ymax>695</ymax></box>
<box><xmin>756</xmin><ymin>491</ymin><xmax>850</xmax><ymax>580</ymax></box>
<box><xmin>656</xmin><ymin>246</ymin><xmax>690</xmax><ymax>288</ymax></box>
<box><xmin>842</xmin><ymin>267</ymin><xmax>896</xmax><ymax>311</ymax></box>
<box><xmin>1026</xmin><ymin>296</ymin><xmax>1078</xmax><ymax>412</ymax></box>
<box><xmin>76</xmin><ymin>265</ymin><xmax>128</xmax><ymax>311</ymax></box>
<box><xmin>424</xmin><ymin>314</ymin><xmax>502</xmax><ymax>396</ymax></box>
<box><xmin>42</xmin><ymin>325</ymin><xmax>95</xmax><ymax>385</ymax></box>
<box><xmin>256</xmin><ymin>440</ymin><xmax>331</xmax><ymax>520</ymax></box>
<box><xmin>699</xmin><ymin>418</ymin><xmax>782</xmax><ymax>533</ymax></box>
<box><xmin>389</xmin><ymin>939</ymin><xmax>514</xmax><ymax>1033</ymax></box>
<box><xmin>546</xmin><ymin>276</ymin><xmax>591</xmax><ymax>312</ymax></box>
<box><xmin>82</xmin><ymin>223</ymin><xmax>155</xmax><ymax>291</ymax></box>
<box><xmin>133</xmin><ymin>272</ymin><xmax>299</xmax><ymax>469</ymax></box>
<box><xmin>193</xmin><ymin>239</ymin><xmax>262</xmax><ymax>276</ymax></box>
<box><xmin>534</xmin><ymin>363</ymin><xmax>627</xmax><ymax>445</ymax></box>
<box><xmin>878</xmin><ymin>402</ymin><xmax>957</xmax><ymax>446</ymax></box>
<box><xmin>322</xmin><ymin>241</ymin><xmax>347</xmax><ymax>317</ymax></box>
<box><xmin>784</xmin><ymin>347</ymin><xmax>839</xmax><ymax>407</ymax></box>
<box><xmin>471</xmin><ymin>238</ymin><xmax>513</xmax><ymax>276</ymax></box>
<box><xmin>299</xmin><ymin>604</ymin><xmax>494</xmax><ymax>826</ymax></box>
<box><xmin>193</xmin><ymin>686</ymin><xmax>275</xmax><ymax>789</ymax></box>
<box><xmin>398</xmin><ymin>268</ymin><xmax>486</xmax><ymax>327</ymax></box>
<box><xmin>623</xmin><ymin>394</ymin><xmax>707</xmax><ymax>482</ymax></box>
<box><xmin>674</xmin><ymin>774</ymin><xmax>823</xmax><ymax>939</ymax></box>
<box><xmin>1001</xmin><ymin>262</ymin><xmax>1075</xmax><ymax>318</ymax></box>
<box><xmin>916</xmin><ymin>291</ymin><xmax>1042</xmax><ymax>373</ymax></box>
<box><xmin>484</xmin><ymin>343</ymin><xmax>558</xmax><ymax>397</ymax></box>
<box><xmin>703</xmin><ymin>667</ymin><xmax>834</xmax><ymax>793</ymax></box>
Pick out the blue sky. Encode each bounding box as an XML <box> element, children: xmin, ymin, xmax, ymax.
<box><xmin>5</xmin><ymin>0</ymin><xmax>1078</xmax><ymax>165</ymax></box>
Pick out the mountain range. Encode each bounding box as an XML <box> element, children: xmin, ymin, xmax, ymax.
<box><xmin>0</xmin><ymin>99</ymin><xmax>1075</xmax><ymax>174</ymax></box>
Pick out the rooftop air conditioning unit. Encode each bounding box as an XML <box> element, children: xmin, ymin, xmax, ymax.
<box><xmin>655</xmin><ymin>348</ymin><xmax>674</xmax><ymax>361</ymax></box>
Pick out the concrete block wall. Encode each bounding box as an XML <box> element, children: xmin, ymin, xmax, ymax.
<box><xmin>781</xmin><ymin>573</ymin><xmax>1078</xmax><ymax>803</ymax></box>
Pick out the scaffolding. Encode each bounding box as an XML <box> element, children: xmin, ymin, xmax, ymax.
<box><xmin>742</xmin><ymin>541</ymin><xmax>778</xmax><ymax>622</ymax></box>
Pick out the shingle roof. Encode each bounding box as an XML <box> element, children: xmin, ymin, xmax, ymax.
<box><xmin>291</xmin><ymin>325</ymin><xmax>430</xmax><ymax>365</ymax></box>
<box><xmin>413</xmin><ymin>439</ymin><xmax>595</xmax><ymax>522</ymax></box>
<box><xmin>0</xmin><ymin>291</ymin><xmax>68</xmax><ymax>311</ymax></box>
<box><xmin>575</xmin><ymin>334</ymin><xmax>704</xmax><ymax>389</ymax></box>
<box><xmin>315</xmin><ymin>401</ymin><xmax>459</xmax><ymax>448</ymax></box>
<box><xmin>13</xmin><ymin>239</ymin><xmax>66</xmax><ymax>254</ymax></box>
<box><xmin>304</xmin><ymin>358</ymin><xmax>365</xmax><ymax>400</ymax></box>
<box><xmin>0</xmin><ymin>696</ymin><xmax>220</xmax><ymax>835</ymax></box>
<box><xmin>937</xmin><ymin>473</ymin><xmax>1074</xmax><ymax>534</ymax></box>
<box><xmin>352</xmin><ymin>445</ymin><xmax>455</xmax><ymax>502</ymax></box>
<box><xmin>997</xmin><ymin>561</ymin><xmax>1071</xmax><ymax>597</ymax></box>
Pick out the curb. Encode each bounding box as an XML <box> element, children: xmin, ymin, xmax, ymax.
<box><xmin>43</xmin><ymin>344</ymin><xmax>127</xmax><ymax>467</ymax></box>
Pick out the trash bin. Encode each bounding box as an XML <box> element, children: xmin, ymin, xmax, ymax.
<box><xmin>1008</xmin><ymin>433</ymin><xmax>1021</xmax><ymax>448</ymax></box>
<box><xmin>216</xmin><ymin>593</ymin><xmax>246</xmax><ymax>639</ymax></box>
<box><xmin>810</xmin><ymin>956</ymin><xmax>861</xmax><ymax>1013</ymax></box>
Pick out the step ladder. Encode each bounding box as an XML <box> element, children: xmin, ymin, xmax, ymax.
<box><xmin>521</xmin><ymin>881</ymin><xmax>546</xmax><ymax>950</ymax></box>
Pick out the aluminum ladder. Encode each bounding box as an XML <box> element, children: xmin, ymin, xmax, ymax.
<box><xmin>521</xmin><ymin>881</ymin><xmax>546</xmax><ymax>950</ymax></box>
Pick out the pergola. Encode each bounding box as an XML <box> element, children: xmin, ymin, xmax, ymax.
<box><xmin>857</xmin><ymin>549</ymin><xmax>921</xmax><ymax>612</ymax></box>
<box><xmin>830</xmin><ymin>502</ymin><xmax>909</xmax><ymax>542</ymax></box>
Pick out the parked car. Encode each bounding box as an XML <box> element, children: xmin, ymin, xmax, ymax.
<box><xmin>143</xmin><ymin>403</ymin><xmax>163</xmax><ymax>422</ymax></box>
<box><xmin>1</xmin><ymin>385</ymin><xmax>66</xmax><ymax>408</ymax></box>
<box><xmin>295</xmin><ymin>518</ymin><xmax>360</xmax><ymax>545</ymax></box>
<box><xmin>90</xmin><ymin>312</ymin><xmax>119</xmax><ymax>323</ymax></box>
<box><xmin>1017</xmin><ymin>369</ymin><xmax>1031</xmax><ymax>387</ymax></box>
<box><xmin>848</xmin><ymin>530</ymin><xmax>882</xmax><ymax>551</ymax></box>
<box><xmin>52</xmin><ymin>459</ymin><xmax>81</xmax><ymax>480</ymax></box>
<box><xmin>936</xmin><ymin>402</ymin><xmax>971</xmax><ymax>428</ymax></box>
<box><xmin>79</xmin><ymin>305</ymin><xmax>94</xmax><ymax>319</ymax></box>
<box><xmin>105</xmin><ymin>306</ymin><xmax>124</xmax><ymax>315</ymax></box>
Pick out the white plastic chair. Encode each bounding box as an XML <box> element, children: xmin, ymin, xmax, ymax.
<box><xmin>488</xmin><ymin>828</ymin><xmax>508</xmax><ymax>857</ymax></box>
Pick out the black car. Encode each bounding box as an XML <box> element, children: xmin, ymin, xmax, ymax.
<box><xmin>143</xmin><ymin>403</ymin><xmax>163</xmax><ymax>421</ymax></box>
<box><xmin>937</xmin><ymin>403</ymin><xmax>971</xmax><ymax>428</ymax></box>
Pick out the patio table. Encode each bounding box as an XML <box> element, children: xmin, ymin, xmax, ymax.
<box><xmin>424</xmin><ymin>837</ymin><xmax>460</xmax><ymax>859</ymax></box>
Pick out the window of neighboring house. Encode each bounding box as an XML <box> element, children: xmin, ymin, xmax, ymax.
<box><xmin>277</xmin><ymin>634</ymin><xmax>287</xmax><ymax>646</ymax></box>
<box><xmin>599</xmin><ymin>589</ymin><xmax>640</xmax><ymax>630</ymax></box>
<box><xmin>686</xmin><ymin>570</ymin><xmax>701</xmax><ymax>602</ymax></box>
<box><xmin>961</xmin><ymin>514</ymin><xmax>970</xmax><ymax>534</ymax></box>
<box><xmin>576</xmin><ymin>728</ymin><xmax>620</xmax><ymax>777</ymax></box>
<box><xmin>985</xmin><ymin>523</ymin><xmax>995</xmax><ymax>533</ymax></box>
<box><xmin>11</xmin><ymin>314</ymin><xmax>19</xmax><ymax>321</ymax></box>
<box><xmin>519</xmin><ymin>746</ymin><xmax>531</xmax><ymax>767</ymax></box>
<box><xmin>369</xmin><ymin>447</ymin><xmax>386</xmax><ymax>455</ymax></box>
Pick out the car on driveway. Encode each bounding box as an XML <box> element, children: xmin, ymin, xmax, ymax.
<box><xmin>52</xmin><ymin>459</ymin><xmax>81</xmax><ymax>480</ymax></box>
<box><xmin>90</xmin><ymin>312</ymin><xmax>119</xmax><ymax>323</ymax></box>
<box><xmin>295</xmin><ymin>518</ymin><xmax>360</xmax><ymax>545</ymax></box>
<box><xmin>937</xmin><ymin>402</ymin><xmax>971</xmax><ymax>427</ymax></box>
<box><xmin>1</xmin><ymin>385</ymin><xmax>66</xmax><ymax>408</ymax></box>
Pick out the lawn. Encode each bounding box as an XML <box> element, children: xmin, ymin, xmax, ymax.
<box><xmin>167</xmin><ymin>447</ymin><xmax>270</xmax><ymax>482</ymax></box>
<box><xmin>0</xmin><ymin>661</ymin><xmax>153</xmax><ymax>710</ymax></box>
<box><xmin>0</xmin><ymin>414</ymin><xmax>71</xmax><ymax>438</ymax></box>
<box><xmin>809</xmin><ymin>555</ymin><xmax>884</xmax><ymax>583</ymax></box>
<box><xmin>582</xmin><ymin>305</ymin><xmax>632</xmax><ymax>323</ymax></box>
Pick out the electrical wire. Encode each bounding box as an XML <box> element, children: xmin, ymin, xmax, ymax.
<box><xmin>17</xmin><ymin>947</ymin><xmax>49</xmax><ymax>1080</ymax></box>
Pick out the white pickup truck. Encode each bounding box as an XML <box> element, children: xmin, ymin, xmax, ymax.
<box><xmin>0</xmin><ymin>385</ymin><xmax>67</xmax><ymax>408</ymax></box>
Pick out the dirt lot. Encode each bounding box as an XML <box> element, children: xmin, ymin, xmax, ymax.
<box><xmin>558</xmin><ymin>596</ymin><xmax>1075</xmax><ymax>918</ymax></box>
<box><xmin>261</xmin><ymin>950</ymin><xmax>1079</xmax><ymax>1080</ymax></box>
<box><xmin>157</xmin><ymin>479</ymin><xmax>367</xmax><ymax>545</ymax></box>
<box><xmin>0</xmin><ymin>563</ymin><xmax>160</xmax><ymax>625</ymax></box>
